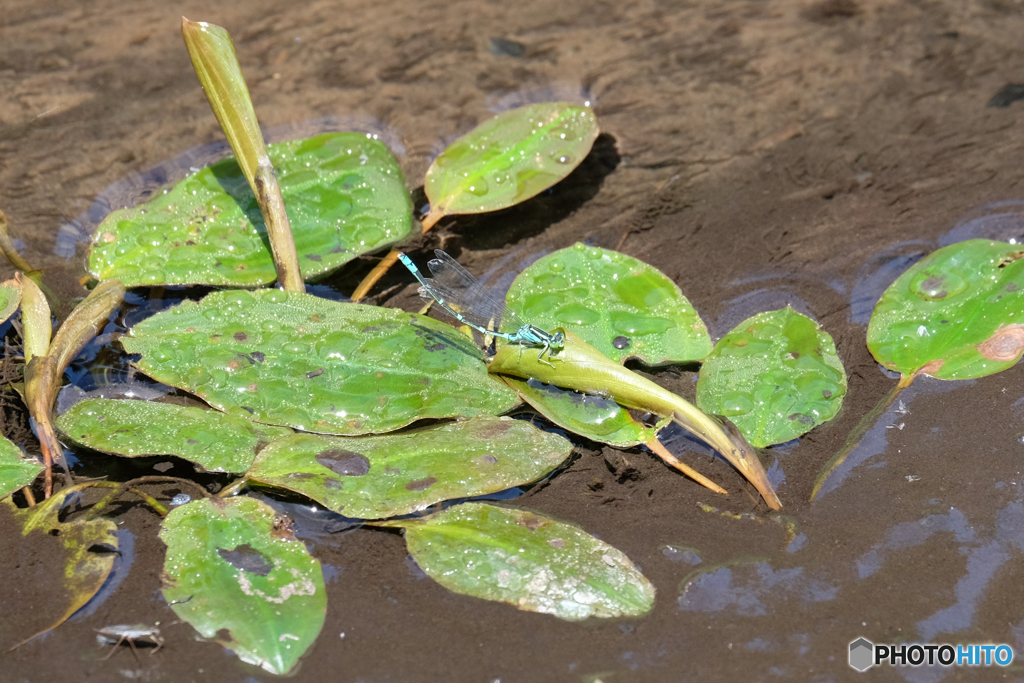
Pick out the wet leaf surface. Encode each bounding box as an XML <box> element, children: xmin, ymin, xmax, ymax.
<box><xmin>505</xmin><ymin>243</ymin><xmax>712</xmax><ymax>365</ymax></box>
<box><xmin>0</xmin><ymin>277</ymin><xmax>21</xmax><ymax>325</ymax></box>
<box><xmin>88</xmin><ymin>133</ymin><xmax>412</xmax><ymax>287</ymax></box>
<box><xmin>247</xmin><ymin>416</ymin><xmax>571</xmax><ymax>518</ymax></box>
<box><xmin>55</xmin><ymin>398</ymin><xmax>291</xmax><ymax>473</ymax></box>
<box><xmin>2</xmin><ymin>488</ymin><xmax>118</xmax><ymax>649</ymax></box>
<box><xmin>122</xmin><ymin>290</ymin><xmax>519</xmax><ymax>434</ymax></box>
<box><xmin>0</xmin><ymin>436</ymin><xmax>42</xmax><ymax>500</ymax></box>
<box><xmin>159</xmin><ymin>496</ymin><xmax>325</xmax><ymax>675</ymax></box>
<box><xmin>424</xmin><ymin>103</ymin><xmax>598</xmax><ymax>221</ymax></box>
<box><xmin>867</xmin><ymin>239</ymin><xmax>1024</xmax><ymax>380</ymax></box>
<box><xmin>696</xmin><ymin>308</ymin><xmax>847</xmax><ymax>448</ymax></box>
<box><xmin>502</xmin><ymin>376</ymin><xmax>668</xmax><ymax>447</ymax></box>
<box><xmin>393</xmin><ymin>502</ymin><xmax>655</xmax><ymax>620</ymax></box>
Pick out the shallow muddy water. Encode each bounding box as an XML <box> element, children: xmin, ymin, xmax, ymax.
<box><xmin>4</xmin><ymin>0</ymin><xmax>1024</xmax><ymax>681</ymax></box>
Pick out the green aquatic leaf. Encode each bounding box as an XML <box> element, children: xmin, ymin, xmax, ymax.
<box><xmin>0</xmin><ymin>277</ymin><xmax>21</xmax><ymax>327</ymax></box>
<box><xmin>2</xmin><ymin>487</ymin><xmax>118</xmax><ymax>650</ymax></box>
<box><xmin>392</xmin><ymin>502</ymin><xmax>655</xmax><ymax>620</ymax></box>
<box><xmin>0</xmin><ymin>436</ymin><xmax>42</xmax><ymax>500</ymax></box>
<box><xmin>88</xmin><ymin>133</ymin><xmax>413</xmax><ymax>287</ymax></box>
<box><xmin>505</xmin><ymin>243</ymin><xmax>712</xmax><ymax>365</ymax></box>
<box><xmin>423</xmin><ymin>103</ymin><xmax>598</xmax><ymax>225</ymax></box>
<box><xmin>247</xmin><ymin>416</ymin><xmax>571</xmax><ymax>518</ymax></box>
<box><xmin>696</xmin><ymin>308</ymin><xmax>846</xmax><ymax>448</ymax></box>
<box><xmin>122</xmin><ymin>289</ymin><xmax>519</xmax><ymax>435</ymax></box>
<box><xmin>867</xmin><ymin>239</ymin><xmax>1024</xmax><ymax>381</ymax></box>
<box><xmin>160</xmin><ymin>496</ymin><xmax>325</xmax><ymax>675</ymax></box>
<box><xmin>55</xmin><ymin>398</ymin><xmax>291</xmax><ymax>473</ymax></box>
<box><xmin>502</xmin><ymin>376</ymin><xmax>668</xmax><ymax>448</ymax></box>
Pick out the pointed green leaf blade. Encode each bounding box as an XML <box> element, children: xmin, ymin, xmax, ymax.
<box><xmin>0</xmin><ymin>277</ymin><xmax>22</xmax><ymax>326</ymax></box>
<box><xmin>247</xmin><ymin>416</ymin><xmax>571</xmax><ymax>518</ymax></box>
<box><xmin>0</xmin><ymin>436</ymin><xmax>42</xmax><ymax>500</ymax></box>
<box><xmin>121</xmin><ymin>289</ymin><xmax>519</xmax><ymax>435</ymax></box>
<box><xmin>502</xmin><ymin>376</ymin><xmax>668</xmax><ymax>447</ymax></box>
<box><xmin>160</xmin><ymin>496</ymin><xmax>325</xmax><ymax>675</ymax></box>
<box><xmin>505</xmin><ymin>243</ymin><xmax>712</xmax><ymax>365</ymax></box>
<box><xmin>2</xmin><ymin>489</ymin><xmax>118</xmax><ymax>649</ymax></box>
<box><xmin>394</xmin><ymin>502</ymin><xmax>654</xmax><ymax>620</ymax></box>
<box><xmin>425</xmin><ymin>103</ymin><xmax>598</xmax><ymax>220</ymax></box>
<box><xmin>88</xmin><ymin>133</ymin><xmax>413</xmax><ymax>287</ymax></box>
<box><xmin>867</xmin><ymin>239</ymin><xmax>1024</xmax><ymax>380</ymax></box>
<box><xmin>55</xmin><ymin>398</ymin><xmax>291</xmax><ymax>473</ymax></box>
<box><xmin>696</xmin><ymin>307</ymin><xmax>847</xmax><ymax>447</ymax></box>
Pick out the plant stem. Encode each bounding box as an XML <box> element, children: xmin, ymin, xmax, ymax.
<box><xmin>350</xmin><ymin>210</ymin><xmax>444</xmax><ymax>301</ymax></box>
<box><xmin>645</xmin><ymin>437</ymin><xmax>728</xmax><ymax>494</ymax></box>
<box><xmin>217</xmin><ymin>477</ymin><xmax>249</xmax><ymax>498</ymax></box>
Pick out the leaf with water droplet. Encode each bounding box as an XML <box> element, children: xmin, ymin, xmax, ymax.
<box><xmin>121</xmin><ymin>289</ymin><xmax>519</xmax><ymax>435</ymax></box>
<box><xmin>696</xmin><ymin>307</ymin><xmax>847</xmax><ymax>447</ymax></box>
<box><xmin>247</xmin><ymin>416</ymin><xmax>571</xmax><ymax>518</ymax></box>
<box><xmin>0</xmin><ymin>435</ymin><xmax>42</xmax><ymax>500</ymax></box>
<box><xmin>389</xmin><ymin>502</ymin><xmax>655</xmax><ymax>620</ymax></box>
<box><xmin>159</xmin><ymin>496</ymin><xmax>325</xmax><ymax>675</ymax></box>
<box><xmin>2</xmin><ymin>487</ymin><xmax>118</xmax><ymax>650</ymax></box>
<box><xmin>88</xmin><ymin>133</ymin><xmax>413</xmax><ymax>287</ymax></box>
<box><xmin>423</xmin><ymin>103</ymin><xmax>598</xmax><ymax>226</ymax></box>
<box><xmin>501</xmin><ymin>376</ymin><xmax>669</xmax><ymax>447</ymax></box>
<box><xmin>55</xmin><ymin>398</ymin><xmax>291</xmax><ymax>473</ymax></box>
<box><xmin>0</xmin><ymin>277</ymin><xmax>22</xmax><ymax>326</ymax></box>
<box><xmin>868</xmin><ymin>239</ymin><xmax>1024</xmax><ymax>381</ymax></box>
<box><xmin>505</xmin><ymin>243</ymin><xmax>712</xmax><ymax>365</ymax></box>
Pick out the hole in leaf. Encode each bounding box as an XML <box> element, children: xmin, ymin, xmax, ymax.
<box><xmin>217</xmin><ymin>544</ymin><xmax>273</xmax><ymax>576</ymax></box>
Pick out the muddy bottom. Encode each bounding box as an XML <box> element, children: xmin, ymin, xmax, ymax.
<box><xmin>4</xmin><ymin>0</ymin><xmax>1024</xmax><ymax>681</ymax></box>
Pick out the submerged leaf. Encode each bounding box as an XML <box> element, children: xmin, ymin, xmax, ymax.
<box><xmin>160</xmin><ymin>496</ymin><xmax>325</xmax><ymax>675</ymax></box>
<box><xmin>868</xmin><ymin>239</ymin><xmax>1024</xmax><ymax>380</ymax></box>
<box><xmin>247</xmin><ymin>416</ymin><xmax>571</xmax><ymax>518</ymax></box>
<box><xmin>88</xmin><ymin>133</ymin><xmax>413</xmax><ymax>287</ymax></box>
<box><xmin>696</xmin><ymin>308</ymin><xmax>847</xmax><ymax>447</ymax></box>
<box><xmin>0</xmin><ymin>436</ymin><xmax>41</xmax><ymax>500</ymax></box>
<box><xmin>2</xmin><ymin>488</ymin><xmax>118</xmax><ymax>650</ymax></box>
<box><xmin>393</xmin><ymin>502</ymin><xmax>655</xmax><ymax>620</ymax></box>
<box><xmin>502</xmin><ymin>376</ymin><xmax>668</xmax><ymax>447</ymax></box>
<box><xmin>55</xmin><ymin>398</ymin><xmax>291</xmax><ymax>473</ymax></box>
<box><xmin>122</xmin><ymin>290</ymin><xmax>519</xmax><ymax>435</ymax></box>
<box><xmin>424</xmin><ymin>103</ymin><xmax>598</xmax><ymax>224</ymax></box>
<box><xmin>505</xmin><ymin>243</ymin><xmax>712</xmax><ymax>365</ymax></box>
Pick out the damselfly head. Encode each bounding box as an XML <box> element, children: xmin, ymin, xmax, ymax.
<box><xmin>550</xmin><ymin>331</ymin><xmax>565</xmax><ymax>347</ymax></box>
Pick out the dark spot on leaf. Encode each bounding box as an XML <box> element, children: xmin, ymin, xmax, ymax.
<box><xmin>240</xmin><ymin>407</ymin><xmax>255</xmax><ymax>414</ymax></box>
<box><xmin>424</xmin><ymin>343</ymin><xmax>446</xmax><ymax>352</ymax></box>
<box><xmin>822</xmin><ymin>389</ymin><xmax>833</xmax><ymax>398</ymax></box>
<box><xmin>215</xmin><ymin>261</ymin><xmax>222</xmax><ymax>268</ymax></box>
<box><xmin>97</xmin><ymin>415</ymin><xmax>106</xmax><ymax>421</ymax></box>
<box><xmin>976</xmin><ymin>324</ymin><xmax>1024</xmax><ymax>361</ymax></box>
<box><xmin>420</xmin><ymin>377</ymin><xmax>431</xmax><ymax>385</ymax></box>
<box><xmin>788</xmin><ymin>351</ymin><xmax>801</xmax><ymax>359</ymax></box>
<box><xmin>1008</xmin><ymin>283</ymin><xmax>1020</xmax><ymax>292</ymax></box>
<box><xmin>247</xmin><ymin>383</ymin><xmax>258</xmax><ymax>392</ymax></box>
<box><xmin>248</xmin><ymin>351</ymin><xmax>266</xmax><ymax>364</ymax></box>
<box><xmin>217</xmin><ymin>544</ymin><xmax>272</xmax><ymax>576</ymax></box>
<box><xmin>186</xmin><ymin>438</ymin><xmax>198</xmax><ymax>444</ymax></box>
<box><xmin>309</xmin><ymin>314</ymin><xmax>323</xmax><ymax>322</ymax></box>
<box><xmin>234</xmin><ymin>332</ymin><xmax>248</xmax><ymax>342</ymax></box>
<box><xmin>211</xmin><ymin>334</ymin><xmax>222</xmax><ymax>341</ymax></box>
<box><xmin>478</xmin><ymin>455</ymin><xmax>498</xmax><ymax>465</ymax></box>
<box><xmin>940</xmin><ymin>320</ymin><xmax>949</xmax><ymax>324</ymax></box>
<box><xmin>316</xmin><ymin>449</ymin><xmax>371</xmax><ymax>476</ymax></box>
<box><xmin>305</xmin><ymin>254</ymin><xmax>322</xmax><ymax>262</ymax></box>
<box><xmin>385</xmin><ymin>465</ymin><xmax>401</xmax><ymax>475</ymax></box>
<box><xmin>405</xmin><ymin>477</ymin><xmax>437</xmax><ymax>491</ymax></box>
<box><xmin>307</xmin><ymin>368</ymin><xmax>324</xmax><ymax>378</ymax></box>
<box><xmin>330</xmin><ymin>245</ymin><xmax>346</xmax><ymax>254</ymax></box>
<box><xmin>612</xmin><ymin>336</ymin><xmax>631</xmax><ymax>350</ymax></box>
<box><xmin>788</xmin><ymin>413</ymin><xmax>815</xmax><ymax>425</ymax></box>
<box><xmin>516</xmin><ymin>512</ymin><xmax>546</xmax><ymax>530</ymax></box>
<box><xmin>185</xmin><ymin>240</ymin><xmax>196</xmax><ymax>246</ymax></box>
<box><xmin>547</xmin><ymin>538</ymin><xmax>565</xmax><ymax>548</ymax></box>
<box><xmin>289</xmin><ymin>472</ymin><xmax>316</xmax><ymax>479</ymax></box>
<box><xmin>228</xmin><ymin>360</ymin><xmax>241</xmax><ymax>370</ymax></box>
<box><xmin>324</xmin><ymin>478</ymin><xmax>344</xmax><ymax>490</ymax></box>
<box><xmin>474</xmin><ymin>421</ymin><xmax>513</xmax><ymax>439</ymax></box>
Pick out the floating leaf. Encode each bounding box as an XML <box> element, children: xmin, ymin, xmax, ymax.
<box><xmin>55</xmin><ymin>398</ymin><xmax>291</xmax><ymax>473</ymax></box>
<box><xmin>505</xmin><ymin>244</ymin><xmax>712</xmax><ymax>365</ymax></box>
<box><xmin>122</xmin><ymin>289</ymin><xmax>519</xmax><ymax>435</ymax></box>
<box><xmin>696</xmin><ymin>308</ymin><xmax>846</xmax><ymax>448</ymax></box>
<box><xmin>868</xmin><ymin>239</ymin><xmax>1024</xmax><ymax>381</ymax></box>
<box><xmin>247</xmin><ymin>416</ymin><xmax>571</xmax><ymax>518</ymax></box>
<box><xmin>392</xmin><ymin>502</ymin><xmax>655</xmax><ymax>620</ymax></box>
<box><xmin>160</xmin><ymin>496</ymin><xmax>325</xmax><ymax>675</ymax></box>
<box><xmin>2</xmin><ymin>487</ymin><xmax>118</xmax><ymax>650</ymax></box>
<box><xmin>423</xmin><ymin>103</ymin><xmax>598</xmax><ymax>226</ymax></box>
<box><xmin>88</xmin><ymin>133</ymin><xmax>413</xmax><ymax>287</ymax></box>
<box><xmin>0</xmin><ymin>436</ymin><xmax>41</xmax><ymax>500</ymax></box>
<box><xmin>0</xmin><ymin>277</ymin><xmax>21</xmax><ymax>326</ymax></box>
<box><xmin>502</xmin><ymin>376</ymin><xmax>668</xmax><ymax>447</ymax></box>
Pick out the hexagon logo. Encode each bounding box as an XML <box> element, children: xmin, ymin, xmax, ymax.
<box><xmin>849</xmin><ymin>637</ymin><xmax>874</xmax><ymax>672</ymax></box>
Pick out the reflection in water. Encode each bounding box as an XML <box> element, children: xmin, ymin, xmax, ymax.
<box><xmin>69</xmin><ymin>529</ymin><xmax>134</xmax><ymax>621</ymax></box>
<box><xmin>848</xmin><ymin>241</ymin><xmax>929</xmax><ymax>326</ymax></box>
<box><xmin>678</xmin><ymin>562</ymin><xmax>837</xmax><ymax>615</ymax></box>
<box><xmin>708</xmin><ymin>287</ymin><xmax>816</xmax><ymax>340</ymax></box>
<box><xmin>939</xmin><ymin>200</ymin><xmax>1024</xmax><ymax>246</ymax></box>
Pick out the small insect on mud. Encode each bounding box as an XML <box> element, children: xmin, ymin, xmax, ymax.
<box><xmin>95</xmin><ymin>624</ymin><xmax>164</xmax><ymax>660</ymax></box>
